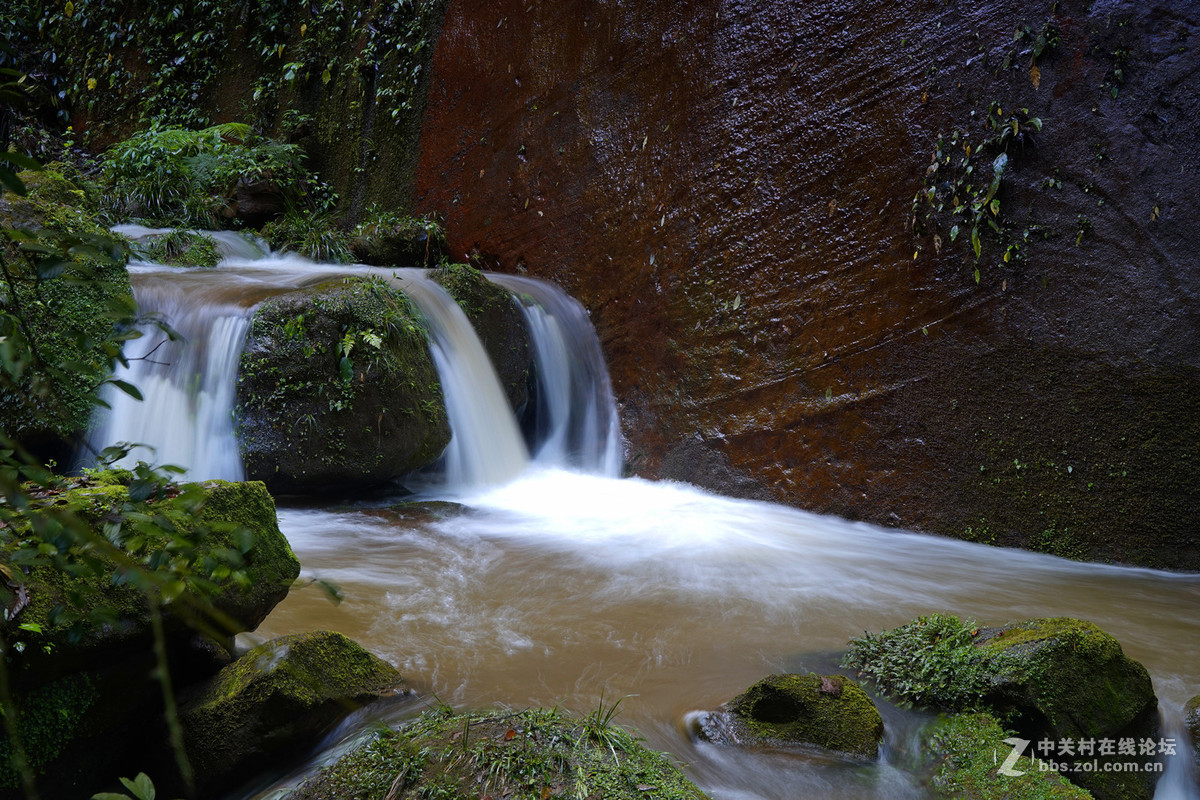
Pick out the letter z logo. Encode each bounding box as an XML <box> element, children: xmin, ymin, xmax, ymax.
<box><xmin>998</xmin><ymin>737</ymin><xmax>1031</xmax><ymax>776</ymax></box>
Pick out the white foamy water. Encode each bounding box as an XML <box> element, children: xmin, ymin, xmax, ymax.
<box><xmin>253</xmin><ymin>468</ymin><xmax>1200</xmax><ymax>800</ymax></box>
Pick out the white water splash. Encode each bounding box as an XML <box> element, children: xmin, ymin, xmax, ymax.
<box><xmin>490</xmin><ymin>274</ymin><xmax>621</xmax><ymax>476</ymax></box>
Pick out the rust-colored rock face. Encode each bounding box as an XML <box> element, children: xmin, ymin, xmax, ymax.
<box><xmin>414</xmin><ymin>0</ymin><xmax>1200</xmax><ymax>568</ymax></box>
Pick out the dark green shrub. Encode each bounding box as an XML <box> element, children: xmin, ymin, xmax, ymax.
<box><xmin>842</xmin><ymin>613</ymin><xmax>993</xmax><ymax>710</ymax></box>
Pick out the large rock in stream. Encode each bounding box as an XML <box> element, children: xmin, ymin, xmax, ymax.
<box><xmin>236</xmin><ymin>275</ymin><xmax>450</xmax><ymax>494</ymax></box>
<box><xmin>0</xmin><ymin>472</ymin><xmax>299</xmax><ymax>797</ymax></box>
<box><xmin>179</xmin><ymin>630</ymin><xmax>405</xmax><ymax>795</ymax></box>
<box><xmin>976</xmin><ymin>618</ymin><xmax>1160</xmax><ymax>800</ymax></box>
<box><xmin>847</xmin><ymin>615</ymin><xmax>1161</xmax><ymax>800</ymax></box>
<box><xmin>708</xmin><ymin>673</ymin><xmax>885</xmax><ymax>758</ymax></box>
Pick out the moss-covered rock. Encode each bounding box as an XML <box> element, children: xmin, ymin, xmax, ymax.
<box><xmin>847</xmin><ymin>616</ymin><xmax>1160</xmax><ymax>800</ymax></box>
<box><xmin>976</xmin><ymin>619</ymin><xmax>1158</xmax><ymax>747</ymax></box>
<box><xmin>1</xmin><ymin>474</ymin><xmax>299</xmax><ymax>674</ymax></box>
<box><xmin>235</xmin><ymin>275</ymin><xmax>450</xmax><ymax>494</ymax></box>
<box><xmin>0</xmin><ymin>167</ymin><xmax>133</xmax><ymax>458</ymax></box>
<box><xmin>351</xmin><ymin>212</ymin><xmax>446</xmax><ymax>267</ymax></box>
<box><xmin>285</xmin><ymin>706</ymin><xmax>710</xmax><ymax>800</ymax></box>
<box><xmin>432</xmin><ymin>262</ymin><xmax>529</xmax><ymax>413</ymax></box>
<box><xmin>927</xmin><ymin>712</ymin><xmax>1093</xmax><ymax>799</ymax></box>
<box><xmin>0</xmin><ymin>473</ymin><xmax>299</xmax><ymax>796</ymax></box>
<box><xmin>179</xmin><ymin>630</ymin><xmax>403</xmax><ymax>794</ymax></box>
<box><xmin>716</xmin><ymin>673</ymin><xmax>884</xmax><ymax>758</ymax></box>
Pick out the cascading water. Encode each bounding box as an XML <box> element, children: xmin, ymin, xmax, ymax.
<box><xmin>86</xmin><ymin>278</ymin><xmax>251</xmax><ymax>479</ymax></box>
<box><xmin>387</xmin><ymin>271</ymin><xmax>530</xmax><ymax>491</ymax></box>
<box><xmin>80</xmin><ymin>232</ymin><xmax>1199</xmax><ymax>800</ymax></box>
<box><xmin>84</xmin><ymin>240</ymin><xmax>563</xmax><ymax>490</ymax></box>
<box><xmin>490</xmin><ymin>274</ymin><xmax>622</xmax><ymax>477</ymax></box>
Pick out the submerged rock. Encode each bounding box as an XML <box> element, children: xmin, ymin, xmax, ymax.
<box><xmin>715</xmin><ymin>673</ymin><xmax>884</xmax><ymax>758</ymax></box>
<box><xmin>285</xmin><ymin>706</ymin><xmax>710</xmax><ymax>800</ymax></box>
<box><xmin>431</xmin><ymin>261</ymin><xmax>530</xmax><ymax>413</ymax></box>
<box><xmin>179</xmin><ymin>631</ymin><xmax>404</xmax><ymax>794</ymax></box>
<box><xmin>235</xmin><ymin>276</ymin><xmax>450</xmax><ymax>494</ymax></box>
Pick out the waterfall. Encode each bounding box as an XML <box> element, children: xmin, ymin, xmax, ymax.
<box><xmin>388</xmin><ymin>270</ymin><xmax>530</xmax><ymax>491</ymax></box>
<box><xmin>488</xmin><ymin>274</ymin><xmax>622</xmax><ymax>477</ymax></box>
<box><xmin>85</xmin><ymin>275</ymin><xmax>252</xmax><ymax>480</ymax></box>
<box><xmin>82</xmin><ymin>241</ymin><xmax>599</xmax><ymax>491</ymax></box>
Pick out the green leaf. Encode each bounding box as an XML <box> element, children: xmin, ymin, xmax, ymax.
<box><xmin>971</xmin><ymin>227</ymin><xmax>981</xmax><ymax>258</ymax></box>
<box><xmin>0</xmin><ymin>167</ymin><xmax>27</xmax><ymax>196</ymax></box>
<box><xmin>109</xmin><ymin>379</ymin><xmax>144</xmax><ymax>401</ymax></box>
<box><xmin>339</xmin><ymin>356</ymin><xmax>353</xmax><ymax>382</ymax></box>
<box><xmin>91</xmin><ymin>793</ymin><xmax>132</xmax><ymax>800</ymax></box>
<box><xmin>949</xmin><ymin>224</ymin><xmax>959</xmax><ymax>242</ymax></box>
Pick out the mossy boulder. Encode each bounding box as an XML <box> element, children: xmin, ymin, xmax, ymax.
<box><xmin>0</xmin><ymin>473</ymin><xmax>299</xmax><ymax>796</ymax></box>
<box><xmin>847</xmin><ymin>616</ymin><xmax>1159</xmax><ymax>800</ymax></box>
<box><xmin>178</xmin><ymin>630</ymin><xmax>403</xmax><ymax>795</ymax></box>
<box><xmin>928</xmin><ymin>712</ymin><xmax>1092</xmax><ymax>799</ymax></box>
<box><xmin>431</xmin><ymin>262</ymin><xmax>530</xmax><ymax>413</ymax></box>
<box><xmin>975</xmin><ymin>618</ymin><xmax>1159</xmax><ymax>750</ymax></box>
<box><xmin>716</xmin><ymin>673</ymin><xmax>884</xmax><ymax>758</ymax></box>
<box><xmin>0</xmin><ymin>167</ymin><xmax>133</xmax><ymax>459</ymax></box>
<box><xmin>235</xmin><ymin>275</ymin><xmax>450</xmax><ymax>494</ymax></box>
<box><xmin>350</xmin><ymin>213</ymin><xmax>446</xmax><ymax>268</ymax></box>
<box><xmin>1</xmin><ymin>474</ymin><xmax>299</xmax><ymax>676</ymax></box>
<box><xmin>285</xmin><ymin>706</ymin><xmax>710</xmax><ymax>800</ymax></box>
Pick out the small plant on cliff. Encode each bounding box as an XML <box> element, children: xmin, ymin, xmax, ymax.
<box><xmin>842</xmin><ymin>613</ymin><xmax>992</xmax><ymax>710</ymax></box>
<box><xmin>911</xmin><ymin>105</ymin><xmax>1044</xmax><ymax>283</ymax></box>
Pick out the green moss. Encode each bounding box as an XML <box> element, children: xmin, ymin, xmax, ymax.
<box><xmin>235</xmin><ymin>275</ymin><xmax>449</xmax><ymax>493</ymax></box>
<box><xmin>848</xmin><ymin>616</ymin><xmax>1159</xmax><ymax>800</ymax></box>
<box><xmin>928</xmin><ymin>713</ymin><xmax>1092</xmax><ymax>799</ymax></box>
<box><xmin>181</xmin><ymin>630</ymin><xmax>401</xmax><ymax>791</ymax></box>
<box><xmin>0</xmin><ymin>474</ymin><xmax>299</xmax><ymax>657</ymax></box>
<box><xmin>192</xmin><ymin>631</ymin><xmax>399</xmax><ymax>713</ymax></box>
<box><xmin>0</xmin><ymin>168</ymin><xmax>133</xmax><ymax>448</ymax></box>
<box><xmin>976</xmin><ymin>618</ymin><xmax>1156</xmax><ymax>744</ymax></box>
<box><xmin>0</xmin><ymin>673</ymin><xmax>98</xmax><ymax>791</ymax></box>
<box><xmin>727</xmin><ymin>673</ymin><xmax>884</xmax><ymax>757</ymax></box>
<box><xmin>287</xmin><ymin>706</ymin><xmax>710</xmax><ymax>800</ymax></box>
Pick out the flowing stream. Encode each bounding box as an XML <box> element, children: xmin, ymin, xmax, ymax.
<box><xmin>86</xmin><ymin>236</ymin><xmax>1200</xmax><ymax>800</ymax></box>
